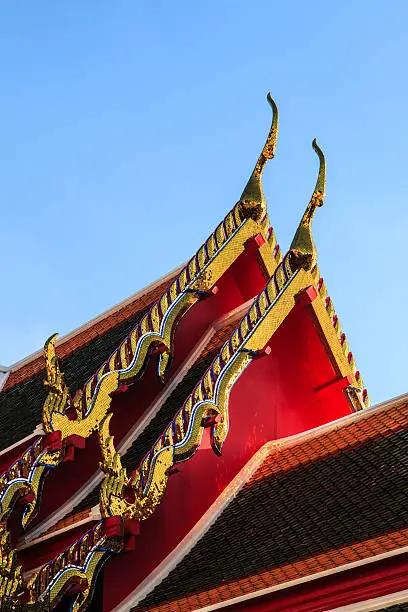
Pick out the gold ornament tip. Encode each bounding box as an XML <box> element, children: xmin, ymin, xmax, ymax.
<box><xmin>288</xmin><ymin>138</ymin><xmax>326</xmax><ymax>270</ymax></box>
<box><xmin>266</xmin><ymin>92</ymin><xmax>278</xmax><ymax>128</ymax></box>
<box><xmin>44</xmin><ymin>333</ymin><xmax>58</xmax><ymax>350</ymax></box>
<box><xmin>238</xmin><ymin>93</ymin><xmax>279</xmax><ymax>221</ymax></box>
<box><xmin>311</xmin><ymin>138</ymin><xmax>326</xmax><ymax>202</ymax></box>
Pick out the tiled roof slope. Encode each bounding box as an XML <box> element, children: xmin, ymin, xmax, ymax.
<box><xmin>378</xmin><ymin>605</ymin><xmax>408</xmax><ymax>611</ymax></box>
<box><xmin>133</xmin><ymin>400</ymin><xmax>408</xmax><ymax>612</ymax></box>
<box><xmin>72</xmin><ymin>322</ymin><xmax>237</xmax><ymax>512</ymax></box>
<box><xmin>0</xmin><ymin>277</ymin><xmax>174</xmax><ymax>452</ymax></box>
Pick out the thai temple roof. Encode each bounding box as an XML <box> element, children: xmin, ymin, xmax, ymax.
<box><xmin>0</xmin><ymin>94</ymin><xmax>405</xmax><ymax>612</ymax></box>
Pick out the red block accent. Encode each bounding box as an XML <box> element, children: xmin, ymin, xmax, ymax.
<box><xmin>62</xmin><ymin>434</ymin><xmax>86</xmax><ymax>462</ymax></box>
<box><xmin>295</xmin><ymin>285</ymin><xmax>318</xmax><ymax>306</ymax></box>
<box><xmin>188</xmin><ymin>286</ymin><xmax>219</xmax><ymax>300</ymax></box>
<box><xmin>102</xmin><ymin>518</ymin><xmax>139</xmax><ymax>552</ymax></box>
<box><xmin>124</xmin><ymin>536</ymin><xmax>137</xmax><ymax>552</ymax></box>
<box><xmin>63</xmin><ymin>446</ymin><xmax>75</xmax><ymax>462</ymax></box>
<box><xmin>110</xmin><ymin>383</ymin><xmax>134</xmax><ymax>397</ymax></box>
<box><xmin>103</xmin><ymin>515</ymin><xmax>124</xmax><ymax>538</ymax></box>
<box><xmin>149</xmin><ymin>343</ymin><xmax>169</xmax><ymax>357</ymax></box>
<box><xmin>122</xmin><ymin>519</ymin><xmax>140</xmax><ymax>552</ymax></box>
<box><xmin>66</xmin><ymin>578</ymin><xmax>89</xmax><ymax>595</ymax></box>
<box><xmin>245</xmin><ymin>234</ymin><xmax>266</xmax><ymax>253</ymax></box>
<box><xmin>42</xmin><ymin>431</ymin><xmax>62</xmax><ymax>451</ymax></box>
<box><xmin>17</xmin><ymin>492</ymin><xmax>35</xmax><ymax>506</ymax></box>
<box><xmin>65</xmin><ymin>435</ymin><xmax>86</xmax><ymax>449</ymax></box>
<box><xmin>202</xmin><ymin>413</ymin><xmax>222</xmax><ymax>428</ymax></box>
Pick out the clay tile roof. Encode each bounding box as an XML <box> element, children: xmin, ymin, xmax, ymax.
<box><xmin>0</xmin><ymin>275</ymin><xmax>176</xmax><ymax>452</ymax></box>
<box><xmin>133</xmin><ymin>401</ymin><xmax>408</xmax><ymax>612</ymax></box>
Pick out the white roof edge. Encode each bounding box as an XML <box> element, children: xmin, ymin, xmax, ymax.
<box><xmin>327</xmin><ymin>589</ymin><xmax>408</xmax><ymax>611</ymax></box>
<box><xmin>0</xmin><ymin>371</ymin><xmax>10</xmax><ymax>393</ymax></box>
<box><xmin>17</xmin><ymin>505</ymin><xmax>101</xmax><ymax>552</ymax></box>
<box><xmin>0</xmin><ymin>424</ymin><xmax>44</xmax><ymax>463</ymax></box>
<box><xmin>8</xmin><ymin>263</ymin><xmax>184</xmax><ymax>373</ymax></box>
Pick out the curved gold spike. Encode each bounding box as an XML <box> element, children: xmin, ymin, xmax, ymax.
<box><xmin>44</xmin><ymin>334</ymin><xmax>60</xmax><ymax>391</ymax></box>
<box><xmin>290</xmin><ymin>139</ymin><xmax>326</xmax><ymax>270</ymax></box>
<box><xmin>43</xmin><ymin>333</ymin><xmax>72</xmax><ymax>433</ymax></box>
<box><xmin>238</xmin><ymin>92</ymin><xmax>278</xmax><ymax>221</ymax></box>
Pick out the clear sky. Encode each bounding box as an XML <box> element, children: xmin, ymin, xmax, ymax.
<box><xmin>1</xmin><ymin>1</ymin><xmax>407</xmax><ymax>405</ymax></box>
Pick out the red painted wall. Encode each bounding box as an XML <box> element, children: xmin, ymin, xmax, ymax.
<box><xmin>102</xmin><ymin>299</ymin><xmax>354</xmax><ymax>611</ymax></box>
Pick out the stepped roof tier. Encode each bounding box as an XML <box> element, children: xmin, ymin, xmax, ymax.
<box><xmin>0</xmin><ymin>95</ymin><xmax>404</xmax><ymax>612</ymax></box>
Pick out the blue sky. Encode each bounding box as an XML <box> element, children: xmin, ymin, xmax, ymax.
<box><xmin>1</xmin><ymin>1</ymin><xmax>407</xmax><ymax>404</ymax></box>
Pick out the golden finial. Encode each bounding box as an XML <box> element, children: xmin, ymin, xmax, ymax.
<box><xmin>238</xmin><ymin>92</ymin><xmax>278</xmax><ymax>221</ymax></box>
<box><xmin>289</xmin><ymin>139</ymin><xmax>326</xmax><ymax>270</ymax></box>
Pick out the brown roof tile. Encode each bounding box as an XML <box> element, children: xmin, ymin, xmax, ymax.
<box><xmin>133</xmin><ymin>400</ymin><xmax>408</xmax><ymax>611</ymax></box>
<box><xmin>138</xmin><ymin>528</ymin><xmax>408</xmax><ymax>612</ymax></box>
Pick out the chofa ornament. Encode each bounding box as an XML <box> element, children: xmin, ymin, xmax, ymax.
<box><xmin>0</xmin><ymin>95</ymin><xmax>369</xmax><ymax>612</ymax></box>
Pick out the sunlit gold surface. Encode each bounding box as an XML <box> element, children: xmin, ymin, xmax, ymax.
<box><xmin>311</xmin><ymin>264</ymin><xmax>369</xmax><ymax>410</ymax></box>
<box><xmin>0</xmin><ymin>523</ymin><xmax>23</xmax><ymax>607</ymax></box>
<box><xmin>239</xmin><ymin>93</ymin><xmax>278</xmax><ymax>221</ymax></box>
<box><xmin>290</xmin><ymin>139</ymin><xmax>325</xmax><ymax>270</ymax></box>
<box><xmin>24</xmin><ymin>521</ymin><xmax>122</xmax><ymax>612</ymax></box>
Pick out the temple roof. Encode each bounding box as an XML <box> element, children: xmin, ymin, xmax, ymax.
<box><xmin>0</xmin><ymin>95</ymin><xmax>383</xmax><ymax>612</ymax></box>
<box><xmin>131</xmin><ymin>395</ymin><xmax>408</xmax><ymax>611</ymax></box>
<box><xmin>0</xmin><ymin>271</ymin><xmax>177</xmax><ymax>452</ymax></box>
